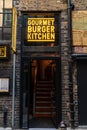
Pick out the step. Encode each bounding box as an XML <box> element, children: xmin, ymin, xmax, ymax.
<box><xmin>36</xmin><ymin>86</ymin><xmax>52</xmax><ymax>89</ymax></box>
<box><xmin>36</xmin><ymin>102</ymin><xmax>55</xmax><ymax>106</ymax></box>
<box><xmin>36</xmin><ymin>88</ymin><xmax>51</xmax><ymax>92</ymax></box>
<box><xmin>34</xmin><ymin>113</ymin><xmax>56</xmax><ymax>117</ymax></box>
<box><xmin>36</xmin><ymin>90</ymin><xmax>55</xmax><ymax>93</ymax></box>
<box><xmin>36</xmin><ymin>97</ymin><xmax>51</xmax><ymax>101</ymax></box>
<box><xmin>36</xmin><ymin>85</ymin><xmax>55</xmax><ymax>89</ymax></box>
<box><xmin>36</xmin><ymin>83</ymin><xmax>54</xmax><ymax>87</ymax></box>
<box><xmin>36</xmin><ymin>93</ymin><xmax>51</xmax><ymax>97</ymax></box>
<box><xmin>36</xmin><ymin>100</ymin><xmax>52</xmax><ymax>102</ymax></box>
<box><xmin>37</xmin><ymin>80</ymin><xmax>54</xmax><ymax>83</ymax></box>
<box><xmin>35</xmin><ymin>107</ymin><xmax>56</xmax><ymax>112</ymax></box>
<box><xmin>35</xmin><ymin>113</ymin><xmax>56</xmax><ymax>117</ymax></box>
<box><xmin>36</xmin><ymin>91</ymin><xmax>51</xmax><ymax>94</ymax></box>
<box><xmin>36</xmin><ymin>96</ymin><xmax>51</xmax><ymax>98</ymax></box>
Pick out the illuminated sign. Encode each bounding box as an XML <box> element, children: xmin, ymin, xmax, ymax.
<box><xmin>0</xmin><ymin>46</ymin><xmax>6</xmax><ymax>58</ymax></box>
<box><xmin>12</xmin><ymin>7</ymin><xmax>17</xmax><ymax>52</ymax></box>
<box><xmin>27</xmin><ymin>18</ymin><xmax>55</xmax><ymax>42</ymax></box>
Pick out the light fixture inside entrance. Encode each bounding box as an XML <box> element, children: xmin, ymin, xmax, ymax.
<box><xmin>57</xmin><ymin>0</ymin><xmax>67</xmax><ymax>3</ymax></box>
<box><xmin>57</xmin><ymin>0</ymin><xmax>61</xmax><ymax>2</ymax></box>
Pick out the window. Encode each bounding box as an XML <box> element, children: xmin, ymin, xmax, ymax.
<box><xmin>0</xmin><ymin>0</ymin><xmax>12</xmax><ymax>40</ymax></box>
<box><xmin>3</xmin><ymin>9</ymin><xmax>12</xmax><ymax>26</ymax></box>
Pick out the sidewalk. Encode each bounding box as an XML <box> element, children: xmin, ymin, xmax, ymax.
<box><xmin>0</xmin><ymin>127</ymin><xmax>87</xmax><ymax>130</ymax></box>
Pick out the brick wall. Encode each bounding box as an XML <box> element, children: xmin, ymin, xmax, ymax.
<box><xmin>72</xmin><ymin>0</ymin><xmax>87</xmax><ymax>10</ymax></box>
<box><xmin>60</xmin><ymin>10</ymin><xmax>70</xmax><ymax>126</ymax></box>
<box><xmin>0</xmin><ymin>41</ymin><xmax>21</xmax><ymax>128</ymax></box>
<box><xmin>0</xmin><ymin>41</ymin><xmax>12</xmax><ymax>127</ymax></box>
<box><xmin>72</xmin><ymin>61</ymin><xmax>78</xmax><ymax>127</ymax></box>
<box><xmin>18</xmin><ymin>0</ymin><xmax>67</xmax><ymax>11</ymax></box>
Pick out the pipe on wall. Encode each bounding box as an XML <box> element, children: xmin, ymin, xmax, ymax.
<box><xmin>67</xmin><ymin>0</ymin><xmax>75</xmax><ymax>128</ymax></box>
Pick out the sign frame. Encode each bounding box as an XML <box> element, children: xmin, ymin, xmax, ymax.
<box><xmin>0</xmin><ymin>44</ymin><xmax>10</xmax><ymax>60</ymax></box>
<box><xmin>27</xmin><ymin>18</ymin><xmax>55</xmax><ymax>43</ymax></box>
<box><xmin>12</xmin><ymin>7</ymin><xmax>17</xmax><ymax>53</ymax></box>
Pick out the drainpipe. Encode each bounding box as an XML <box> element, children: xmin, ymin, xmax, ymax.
<box><xmin>67</xmin><ymin>0</ymin><xmax>74</xmax><ymax>128</ymax></box>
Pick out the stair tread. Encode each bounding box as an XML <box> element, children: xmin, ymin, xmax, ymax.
<box><xmin>36</xmin><ymin>96</ymin><xmax>51</xmax><ymax>98</ymax></box>
<box><xmin>35</xmin><ymin>106</ymin><xmax>56</xmax><ymax>108</ymax></box>
<box><xmin>37</xmin><ymin>80</ymin><xmax>54</xmax><ymax>83</ymax></box>
<box><xmin>34</xmin><ymin>113</ymin><xmax>56</xmax><ymax>117</ymax></box>
<box><xmin>35</xmin><ymin>112</ymin><xmax>56</xmax><ymax>114</ymax></box>
<box><xmin>36</xmin><ymin>101</ymin><xmax>55</xmax><ymax>105</ymax></box>
<box><xmin>36</xmin><ymin>84</ymin><xmax>54</xmax><ymax>86</ymax></box>
<box><xmin>36</xmin><ymin>102</ymin><xmax>55</xmax><ymax>106</ymax></box>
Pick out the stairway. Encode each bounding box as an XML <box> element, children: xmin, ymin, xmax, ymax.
<box><xmin>34</xmin><ymin>80</ymin><xmax>56</xmax><ymax>117</ymax></box>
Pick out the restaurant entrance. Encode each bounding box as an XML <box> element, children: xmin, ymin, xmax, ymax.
<box><xmin>20</xmin><ymin>11</ymin><xmax>61</xmax><ymax>128</ymax></box>
<box><xmin>21</xmin><ymin>58</ymin><xmax>61</xmax><ymax>128</ymax></box>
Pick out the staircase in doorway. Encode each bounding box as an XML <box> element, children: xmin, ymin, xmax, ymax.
<box><xmin>34</xmin><ymin>80</ymin><xmax>56</xmax><ymax>117</ymax></box>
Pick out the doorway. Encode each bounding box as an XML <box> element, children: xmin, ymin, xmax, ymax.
<box><xmin>77</xmin><ymin>60</ymin><xmax>87</xmax><ymax>125</ymax></box>
<box><xmin>21</xmin><ymin>59</ymin><xmax>61</xmax><ymax>128</ymax></box>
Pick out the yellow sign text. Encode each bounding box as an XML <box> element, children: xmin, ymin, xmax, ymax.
<box><xmin>0</xmin><ymin>46</ymin><xmax>6</xmax><ymax>58</ymax></box>
<box><xmin>27</xmin><ymin>18</ymin><xmax>55</xmax><ymax>42</ymax></box>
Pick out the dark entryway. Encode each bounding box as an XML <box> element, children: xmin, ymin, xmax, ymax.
<box><xmin>21</xmin><ymin>59</ymin><xmax>61</xmax><ymax>128</ymax></box>
<box><xmin>21</xmin><ymin>11</ymin><xmax>61</xmax><ymax>128</ymax></box>
<box><xmin>77</xmin><ymin>60</ymin><xmax>87</xmax><ymax>125</ymax></box>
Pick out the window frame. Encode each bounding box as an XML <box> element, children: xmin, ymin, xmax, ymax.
<box><xmin>3</xmin><ymin>8</ymin><xmax>12</xmax><ymax>26</ymax></box>
<box><xmin>0</xmin><ymin>0</ymin><xmax>12</xmax><ymax>40</ymax></box>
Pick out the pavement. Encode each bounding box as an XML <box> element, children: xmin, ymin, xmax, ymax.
<box><xmin>29</xmin><ymin>128</ymin><xmax>87</xmax><ymax>130</ymax></box>
<box><xmin>0</xmin><ymin>127</ymin><xmax>87</xmax><ymax>130</ymax></box>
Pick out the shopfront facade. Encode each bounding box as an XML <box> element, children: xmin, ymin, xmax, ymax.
<box><xmin>0</xmin><ymin>0</ymin><xmax>87</xmax><ymax>129</ymax></box>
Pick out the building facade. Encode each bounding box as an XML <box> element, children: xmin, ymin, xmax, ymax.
<box><xmin>0</xmin><ymin>0</ymin><xmax>87</xmax><ymax>129</ymax></box>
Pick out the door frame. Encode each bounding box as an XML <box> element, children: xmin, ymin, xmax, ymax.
<box><xmin>20</xmin><ymin>56</ymin><xmax>61</xmax><ymax>128</ymax></box>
